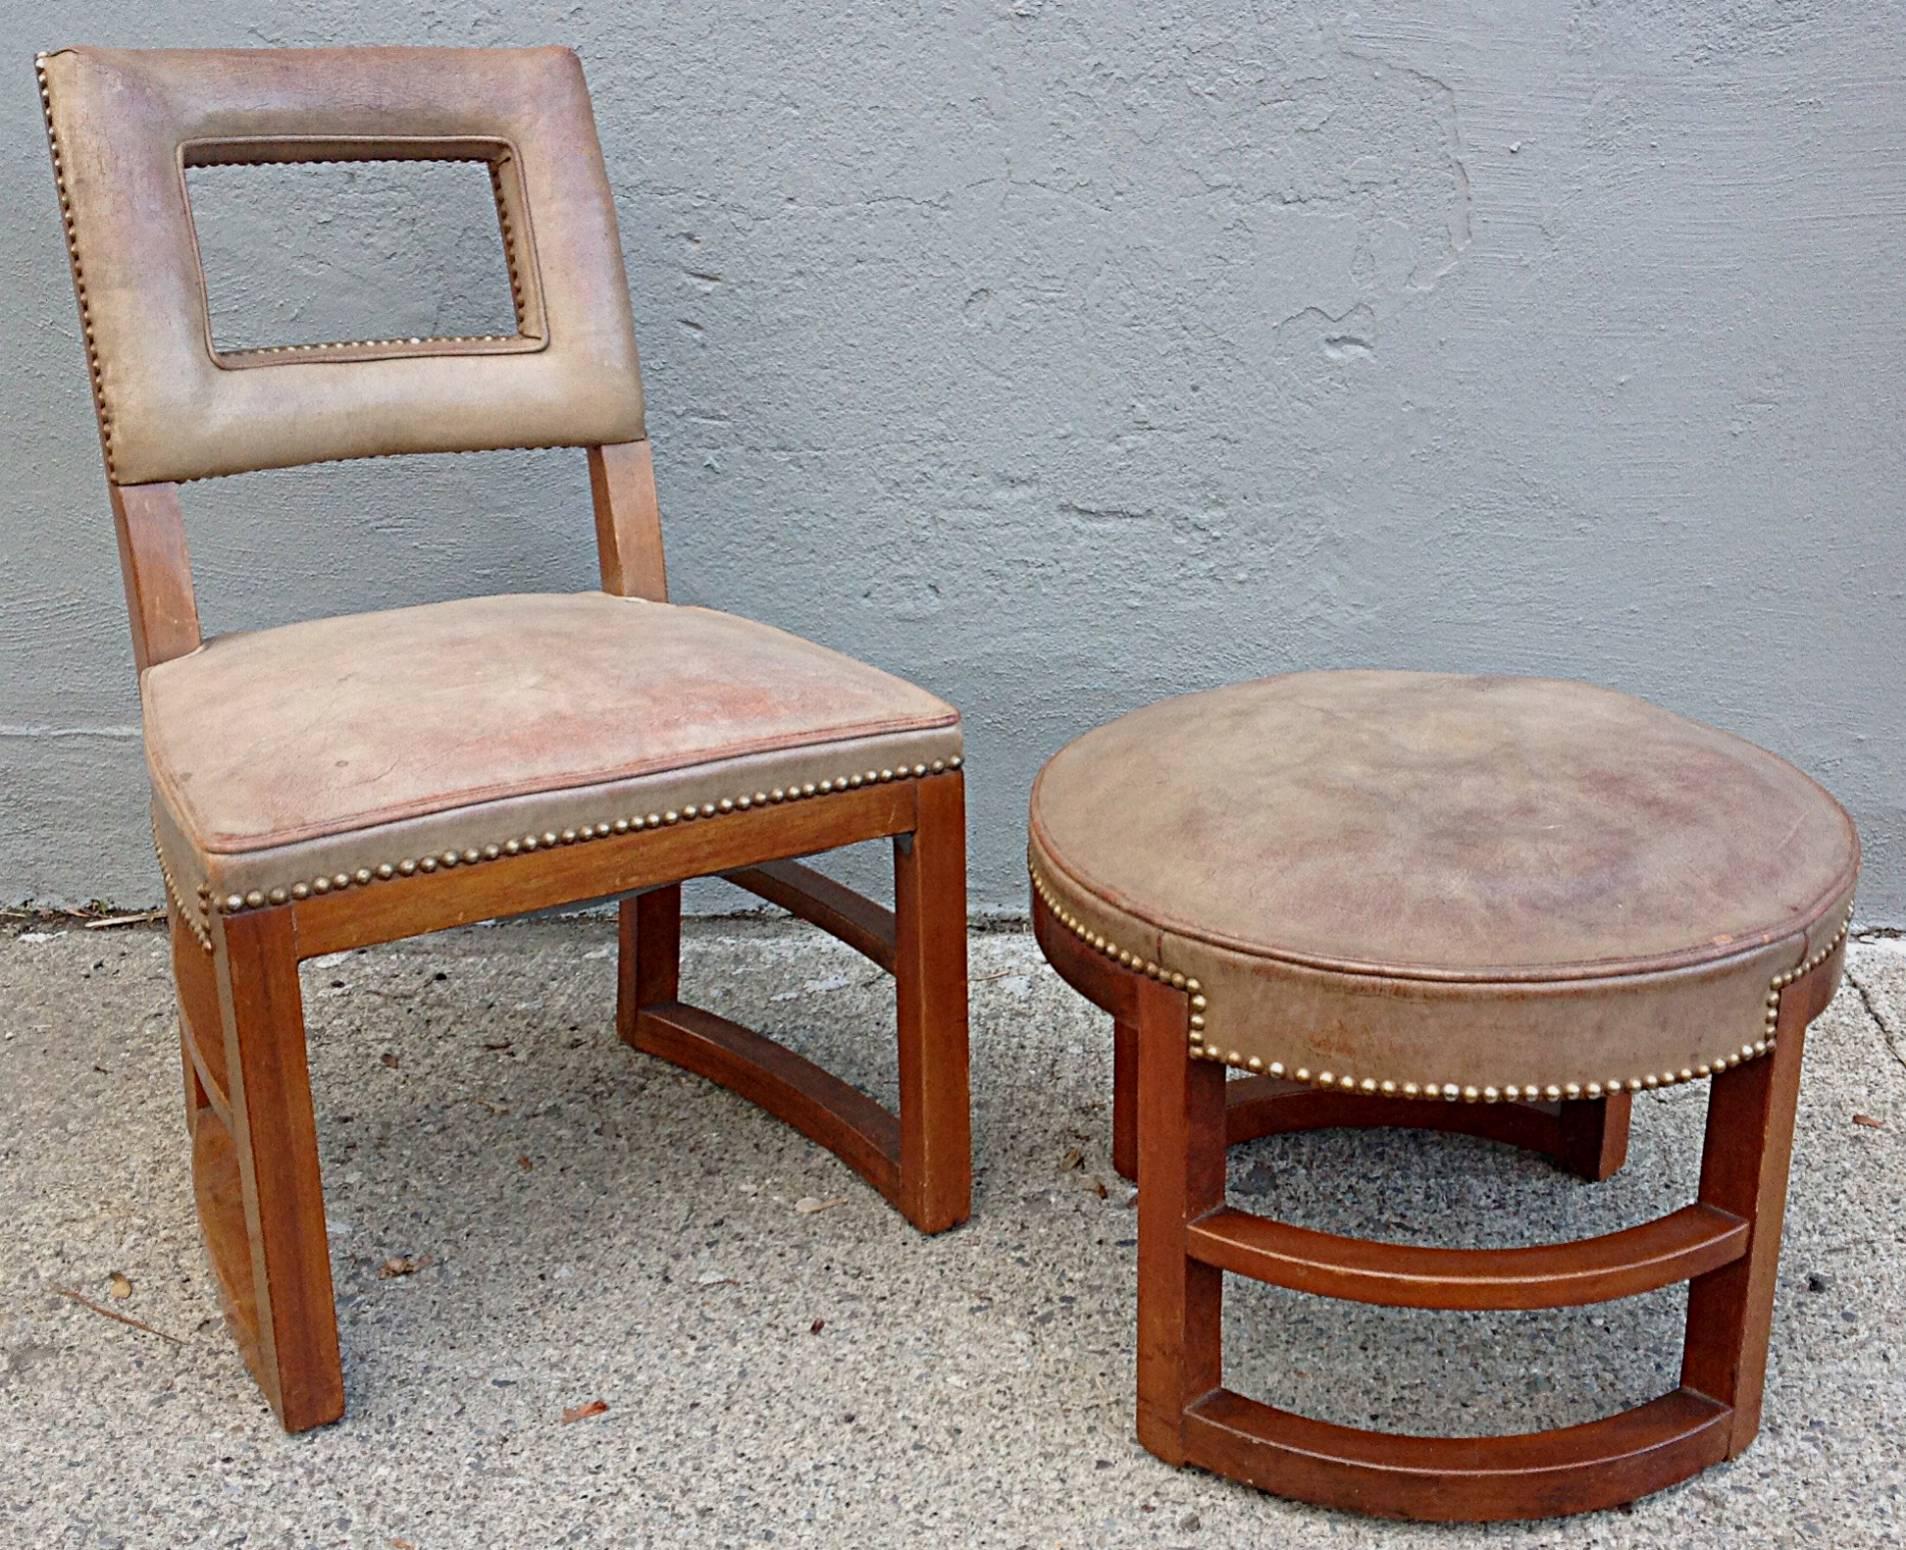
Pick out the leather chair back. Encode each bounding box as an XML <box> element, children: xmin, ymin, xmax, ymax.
<box><xmin>37</xmin><ymin>46</ymin><xmax>645</xmax><ymax>485</ymax></box>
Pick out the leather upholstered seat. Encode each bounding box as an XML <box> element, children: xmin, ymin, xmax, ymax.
<box><xmin>1028</xmin><ymin>670</ymin><xmax>1858</xmax><ymax>1102</ymax></box>
<box><xmin>148</xmin><ymin>591</ymin><xmax>962</xmax><ymax>937</ymax></box>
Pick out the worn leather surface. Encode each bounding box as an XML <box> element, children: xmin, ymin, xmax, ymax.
<box><xmin>148</xmin><ymin>591</ymin><xmax>960</xmax><ymax>907</ymax></box>
<box><xmin>1029</xmin><ymin>672</ymin><xmax>1858</xmax><ymax>1093</ymax></box>
<box><xmin>39</xmin><ymin>46</ymin><xmax>643</xmax><ymax>483</ymax></box>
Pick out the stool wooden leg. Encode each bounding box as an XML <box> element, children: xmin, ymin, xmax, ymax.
<box><xmin>202</xmin><ymin>907</ymin><xmax>344</xmax><ymax>1433</ymax></box>
<box><xmin>1034</xmin><ymin>892</ymin><xmax>1851</xmax><ymax>1518</ymax></box>
<box><xmin>617</xmin><ymin>885</ymin><xmax>681</xmax><ymax>1046</ymax></box>
<box><xmin>1681</xmin><ymin>980</ymin><xmax>1812</xmax><ymax>1454</ymax></box>
<box><xmin>893</xmin><ymin>771</ymin><xmax>972</xmax><ymax>1232</ymax></box>
<box><xmin>1135</xmin><ymin>978</ymin><xmax>1226</xmax><ymax>1463</ymax></box>
<box><xmin>1557</xmin><ymin>1092</ymin><xmax>1633</xmax><ymax>1182</ymax></box>
<box><xmin>1112</xmin><ymin>1017</ymin><xmax>1139</xmax><ymax>1182</ymax></box>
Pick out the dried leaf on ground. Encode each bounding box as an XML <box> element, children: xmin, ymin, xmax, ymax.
<box><xmin>561</xmin><ymin>1398</ymin><xmax>608</xmax><ymax>1425</ymax></box>
<box><xmin>107</xmin><ymin>1271</ymin><xmax>133</xmax><ymax>1300</ymax></box>
<box><xmin>1853</xmin><ymin>1113</ymin><xmax>1886</xmax><ymax>1129</ymax></box>
<box><xmin>1059</xmin><ymin>1145</ymin><xmax>1085</xmax><ymax>1172</ymax></box>
<box><xmin>794</xmin><ymin>1196</ymin><xmax>846</xmax><ymax>1215</ymax></box>
<box><xmin>377</xmin><ymin>1253</ymin><xmax>432</xmax><ymax>1279</ymax></box>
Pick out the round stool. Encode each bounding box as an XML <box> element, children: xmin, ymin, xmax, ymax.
<box><xmin>1027</xmin><ymin>671</ymin><xmax>1857</xmax><ymax>1522</ymax></box>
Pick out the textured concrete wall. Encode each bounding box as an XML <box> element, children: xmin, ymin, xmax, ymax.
<box><xmin>4</xmin><ymin>2</ymin><xmax>1904</xmax><ymax>918</ymax></box>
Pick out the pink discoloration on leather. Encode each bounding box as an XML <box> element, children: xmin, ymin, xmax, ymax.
<box><xmin>1032</xmin><ymin>671</ymin><xmax>1856</xmax><ymax>980</ymax></box>
<box><xmin>144</xmin><ymin>592</ymin><xmax>958</xmax><ymax>853</ymax></box>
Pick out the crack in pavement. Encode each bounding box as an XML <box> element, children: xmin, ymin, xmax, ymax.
<box><xmin>1844</xmin><ymin>960</ymin><xmax>1906</xmax><ymax>1080</ymax></box>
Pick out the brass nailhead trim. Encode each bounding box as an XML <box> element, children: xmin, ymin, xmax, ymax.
<box><xmin>221</xmin><ymin>335</ymin><xmax>516</xmax><ymax>359</ymax></box>
<box><xmin>489</xmin><ymin>154</ymin><xmax>529</xmax><ymax>333</ymax></box>
<box><xmin>37</xmin><ymin>54</ymin><xmax>115</xmax><ymax>479</ymax></box>
<box><xmin>194</xmin><ymin>149</ymin><xmax>533</xmax><ymax>351</ymax></box>
<box><xmin>1765</xmin><ymin>912</ymin><xmax>1854</xmax><ymax>1030</ymax></box>
<box><xmin>151</xmin><ymin>821</ymin><xmax>213</xmax><ymax>952</ymax></box>
<box><xmin>38</xmin><ymin>65</ymin><xmax>633</xmax><ymax>482</ymax></box>
<box><xmin>176</xmin><ymin>438</ymin><xmax>623</xmax><ymax>485</ymax></box>
<box><xmin>1031</xmin><ymin>857</ymin><xmax>1852</xmax><ymax>1103</ymax></box>
<box><xmin>210</xmin><ymin>756</ymin><xmax>961</xmax><ymax>917</ymax></box>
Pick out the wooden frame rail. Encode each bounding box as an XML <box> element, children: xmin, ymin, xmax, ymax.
<box><xmin>1184</xmin><ymin>1202</ymin><xmax>1747</xmax><ymax>1310</ymax></box>
<box><xmin>724</xmin><ymin>858</ymin><xmax>897</xmax><ymax>972</ymax></box>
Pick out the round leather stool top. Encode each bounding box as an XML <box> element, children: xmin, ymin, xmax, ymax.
<box><xmin>1028</xmin><ymin>671</ymin><xmax>1858</xmax><ymax>1102</ymax></box>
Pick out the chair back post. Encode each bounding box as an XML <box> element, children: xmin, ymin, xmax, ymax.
<box><xmin>110</xmin><ymin>482</ymin><xmax>201</xmax><ymax>671</ymax></box>
<box><xmin>588</xmin><ymin>441</ymin><xmax>667</xmax><ymax>601</ymax></box>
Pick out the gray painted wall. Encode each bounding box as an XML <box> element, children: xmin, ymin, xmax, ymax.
<box><xmin>4</xmin><ymin>2</ymin><xmax>1903</xmax><ymax>918</ymax></box>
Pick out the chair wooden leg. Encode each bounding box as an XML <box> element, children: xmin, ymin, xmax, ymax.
<box><xmin>1557</xmin><ymin>1092</ymin><xmax>1633</xmax><ymax>1182</ymax></box>
<box><xmin>171</xmin><ymin>912</ymin><xmax>220</xmax><ymax>1140</ymax></box>
<box><xmin>621</xmin><ymin>775</ymin><xmax>971</xmax><ymax>1232</ymax></box>
<box><xmin>617</xmin><ymin>885</ymin><xmax>681</xmax><ymax>1047</ymax></box>
<box><xmin>200</xmin><ymin>906</ymin><xmax>344</xmax><ymax>1433</ymax></box>
<box><xmin>1135</xmin><ymin>976</ymin><xmax>1227</xmax><ymax>1464</ymax></box>
<box><xmin>892</xmin><ymin>771</ymin><xmax>972</xmax><ymax>1233</ymax></box>
<box><xmin>1681</xmin><ymin>980</ymin><xmax>1812</xmax><ymax>1454</ymax></box>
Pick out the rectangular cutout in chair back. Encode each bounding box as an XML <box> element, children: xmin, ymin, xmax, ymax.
<box><xmin>182</xmin><ymin>138</ymin><xmax>545</xmax><ymax>366</ymax></box>
<box><xmin>39</xmin><ymin>46</ymin><xmax>644</xmax><ymax>482</ymax></box>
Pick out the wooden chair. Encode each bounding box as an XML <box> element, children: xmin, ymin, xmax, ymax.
<box><xmin>36</xmin><ymin>44</ymin><xmax>971</xmax><ymax>1433</ymax></box>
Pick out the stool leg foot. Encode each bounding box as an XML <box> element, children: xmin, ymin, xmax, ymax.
<box><xmin>1681</xmin><ymin>980</ymin><xmax>1812</xmax><ymax>1454</ymax></box>
<box><xmin>1112</xmin><ymin>1017</ymin><xmax>1138</xmax><ymax>1183</ymax></box>
<box><xmin>1135</xmin><ymin>979</ymin><xmax>1225</xmax><ymax>1464</ymax></box>
<box><xmin>892</xmin><ymin>772</ymin><xmax>972</xmax><ymax>1233</ymax></box>
<box><xmin>1556</xmin><ymin>1092</ymin><xmax>1633</xmax><ymax>1182</ymax></box>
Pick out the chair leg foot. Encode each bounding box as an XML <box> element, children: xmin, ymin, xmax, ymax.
<box><xmin>618</xmin><ymin>886</ymin><xmax>680</xmax><ymax>1047</ymax></box>
<box><xmin>892</xmin><ymin>773</ymin><xmax>971</xmax><ymax>1233</ymax></box>
<box><xmin>618</xmin><ymin>778</ymin><xmax>972</xmax><ymax>1235</ymax></box>
<box><xmin>204</xmin><ymin>907</ymin><xmax>344</xmax><ymax>1433</ymax></box>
